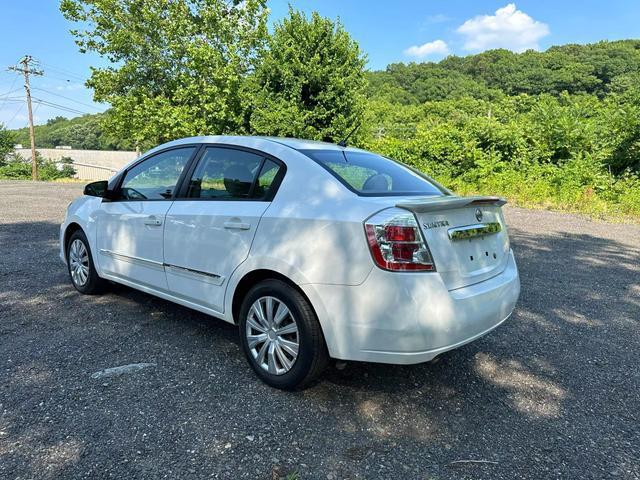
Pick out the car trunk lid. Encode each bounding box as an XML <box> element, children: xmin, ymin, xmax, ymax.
<box><xmin>397</xmin><ymin>196</ymin><xmax>510</xmax><ymax>290</ymax></box>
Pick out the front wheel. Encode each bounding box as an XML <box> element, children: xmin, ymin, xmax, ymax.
<box><xmin>66</xmin><ymin>230</ymin><xmax>106</xmax><ymax>295</ymax></box>
<box><xmin>238</xmin><ymin>279</ymin><xmax>329</xmax><ymax>390</ymax></box>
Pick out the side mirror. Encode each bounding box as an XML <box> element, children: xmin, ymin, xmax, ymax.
<box><xmin>83</xmin><ymin>180</ymin><xmax>109</xmax><ymax>198</ymax></box>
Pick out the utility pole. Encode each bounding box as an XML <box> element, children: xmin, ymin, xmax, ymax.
<box><xmin>9</xmin><ymin>56</ymin><xmax>43</xmax><ymax>180</ymax></box>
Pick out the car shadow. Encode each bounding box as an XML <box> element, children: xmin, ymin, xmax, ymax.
<box><xmin>2</xmin><ymin>219</ymin><xmax>639</xmax><ymax>402</ymax></box>
<box><xmin>1</xmin><ymin>219</ymin><xmax>639</xmax><ymax>479</ymax></box>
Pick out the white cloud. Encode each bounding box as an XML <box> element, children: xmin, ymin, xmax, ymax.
<box><xmin>457</xmin><ymin>3</ymin><xmax>550</xmax><ymax>52</ymax></box>
<box><xmin>404</xmin><ymin>39</ymin><xmax>450</xmax><ymax>59</ymax></box>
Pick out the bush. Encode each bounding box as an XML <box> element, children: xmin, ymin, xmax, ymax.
<box><xmin>0</xmin><ymin>154</ymin><xmax>32</xmax><ymax>178</ymax></box>
<box><xmin>0</xmin><ymin>153</ymin><xmax>76</xmax><ymax>180</ymax></box>
<box><xmin>361</xmin><ymin>91</ymin><xmax>640</xmax><ymax>220</ymax></box>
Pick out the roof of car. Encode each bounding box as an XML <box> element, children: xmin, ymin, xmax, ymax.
<box><xmin>135</xmin><ymin>136</ymin><xmax>358</xmax><ymax>166</ymax></box>
<box><xmin>256</xmin><ymin>136</ymin><xmax>346</xmax><ymax>151</ymax></box>
<box><xmin>154</xmin><ymin>135</ymin><xmax>351</xmax><ymax>152</ymax></box>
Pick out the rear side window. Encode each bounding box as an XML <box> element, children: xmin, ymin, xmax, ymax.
<box><xmin>300</xmin><ymin>149</ymin><xmax>446</xmax><ymax>197</ymax></box>
<box><xmin>186</xmin><ymin>147</ymin><xmax>283</xmax><ymax>200</ymax></box>
<box><xmin>254</xmin><ymin>159</ymin><xmax>281</xmax><ymax>200</ymax></box>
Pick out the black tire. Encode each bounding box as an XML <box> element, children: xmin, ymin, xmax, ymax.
<box><xmin>66</xmin><ymin>229</ymin><xmax>106</xmax><ymax>295</ymax></box>
<box><xmin>238</xmin><ymin>279</ymin><xmax>329</xmax><ymax>390</ymax></box>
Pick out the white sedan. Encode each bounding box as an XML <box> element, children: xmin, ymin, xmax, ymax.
<box><xmin>60</xmin><ymin>136</ymin><xmax>520</xmax><ymax>389</ymax></box>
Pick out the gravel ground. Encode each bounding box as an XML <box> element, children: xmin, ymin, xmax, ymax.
<box><xmin>1</xmin><ymin>180</ymin><xmax>639</xmax><ymax>480</ymax></box>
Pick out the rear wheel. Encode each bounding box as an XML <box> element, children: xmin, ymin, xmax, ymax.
<box><xmin>238</xmin><ymin>279</ymin><xmax>329</xmax><ymax>390</ymax></box>
<box><xmin>66</xmin><ymin>230</ymin><xmax>106</xmax><ymax>294</ymax></box>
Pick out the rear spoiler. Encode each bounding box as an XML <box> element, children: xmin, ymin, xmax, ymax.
<box><xmin>396</xmin><ymin>195</ymin><xmax>507</xmax><ymax>214</ymax></box>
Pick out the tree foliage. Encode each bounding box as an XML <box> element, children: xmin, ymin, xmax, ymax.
<box><xmin>360</xmin><ymin>40</ymin><xmax>640</xmax><ymax>218</ymax></box>
<box><xmin>11</xmin><ymin>114</ymin><xmax>133</xmax><ymax>150</ymax></box>
<box><xmin>364</xmin><ymin>41</ymin><xmax>640</xmax><ymax>176</ymax></box>
<box><xmin>0</xmin><ymin>124</ymin><xmax>15</xmax><ymax>159</ymax></box>
<box><xmin>60</xmin><ymin>0</ymin><xmax>269</xmax><ymax>149</ymax></box>
<box><xmin>60</xmin><ymin>2</ymin><xmax>367</xmax><ymax>146</ymax></box>
<box><xmin>0</xmin><ymin>152</ymin><xmax>76</xmax><ymax>180</ymax></box>
<box><xmin>366</xmin><ymin>64</ymin><xmax>502</xmax><ymax>104</ymax></box>
<box><xmin>362</xmin><ymin>89</ymin><xmax>640</xmax><ymax>217</ymax></box>
<box><xmin>369</xmin><ymin>40</ymin><xmax>640</xmax><ymax>103</ymax></box>
<box><xmin>18</xmin><ymin>9</ymin><xmax>640</xmax><ymax>217</ymax></box>
<box><xmin>247</xmin><ymin>8</ymin><xmax>367</xmax><ymax>142</ymax></box>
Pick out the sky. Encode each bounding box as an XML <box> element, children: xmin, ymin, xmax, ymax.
<box><xmin>1</xmin><ymin>0</ymin><xmax>639</xmax><ymax>131</ymax></box>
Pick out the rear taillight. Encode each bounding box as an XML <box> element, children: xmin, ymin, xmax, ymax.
<box><xmin>364</xmin><ymin>208</ymin><xmax>435</xmax><ymax>272</ymax></box>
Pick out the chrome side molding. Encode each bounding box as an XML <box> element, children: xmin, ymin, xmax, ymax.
<box><xmin>100</xmin><ymin>248</ymin><xmax>224</xmax><ymax>285</ymax></box>
<box><xmin>164</xmin><ymin>263</ymin><xmax>225</xmax><ymax>286</ymax></box>
<box><xmin>448</xmin><ymin>222</ymin><xmax>502</xmax><ymax>241</ymax></box>
<box><xmin>99</xmin><ymin>248</ymin><xmax>164</xmax><ymax>270</ymax></box>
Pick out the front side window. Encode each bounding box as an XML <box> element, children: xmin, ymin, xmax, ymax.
<box><xmin>300</xmin><ymin>149</ymin><xmax>446</xmax><ymax>197</ymax></box>
<box><xmin>118</xmin><ymin>147</ymin><xmax>195</xmax><ymax>200</ymax></box>
<box><xmin>186</xmin><ymin>147</ymin><xmax>282</xmax><ymax>200</ymax></box>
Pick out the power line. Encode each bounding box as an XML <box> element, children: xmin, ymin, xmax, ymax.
<box><xmin>33</xmin><ymin>100</ymin><xmax>87</xmax><ymax>116</ymax></box>
<box><xmin>0</xmin><ymin>75</ymin><xmax>20</xmax><ymax>97</ymax></box>
<box><xmin>39</xmin><ymin>62</ymin><xmax>86</xmax><ymax>82</ymax></box>
<box><xmin>41</xmin><ymin>72</ymin><xmax>83</xmax><ymax>84</ymax></box>
<box><xmin>3</xmin><ymin>97</ymin><xmax>92</xmax><ymax>116</ymax></box>
<box><xmin>2</xmin><ymin>98</ymin><xmax>91</xmax><ymax>126</ymax></box>
<box><xmin>31</xmin><ymin>97</ymin><xmax>92</xmax><ymax>116</ymax></box>
<box><xmin>6</xmin><ymin>103</ymin><xmax>24</xmax><ymax>126</ymax></box>
<box><xmin>9</xmin><ymin>103</ymin><xmax>42</xmax><ymax>131</ymax></box>
<box><xmin>0</xmin><ymin>75</ymin><xmax>20</xmax><ymax>111</ymax></box>
<box><xmin>42</xmin><ymin>69</ymin><xmax>85</xmax><ymax>82</ymax></box>
<box><xmin>0</xmin><ymin>88</ymin><xmax>23</xmax><ymax>98</ymax></box>
<box><xmin>31</xmin><ymin>87</ymin><xmax>103</xmax><ymax>111</ymax></box>
<box><xmin>3</xmin><ymin>98</ymin><xmax>88</xmax><ymax>128</ymax></box>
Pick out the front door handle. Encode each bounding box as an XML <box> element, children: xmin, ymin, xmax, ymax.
<box><xmin>144</xmin><ymin>215</ymin><xmax>163</xmax><ymax>226</ymax></box>
<box><xmin>223</xmin><ymin>221</ymin><xmax>251</xmax><ymax>230</ymax></box>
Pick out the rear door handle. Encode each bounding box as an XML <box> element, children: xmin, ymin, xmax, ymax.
<box><xmin>144</xmin><ymin>215</ymin><xmax>163</xmax><ymax>226</ymax></box>
<box><xmin>223</xmin><ymin>221</ymin><xmax>251</xmax><ymax>230</ymax></box>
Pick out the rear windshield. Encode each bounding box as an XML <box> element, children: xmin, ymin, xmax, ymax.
<box><xmin>299</xmin><ymin>149</ymin><xmax>446</xmax><ymax>197</ymax></box>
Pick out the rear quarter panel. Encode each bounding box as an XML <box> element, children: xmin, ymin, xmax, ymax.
<box><xmin>244</xmin><ymin>148</ymin><xmax>377</xmax><ymax>286</ymax></box>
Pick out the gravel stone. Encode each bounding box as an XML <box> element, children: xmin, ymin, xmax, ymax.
<box><xmin>0</xmin><ymin>180</ymin><xmax>639</xmax><ymax>479</ymax></box>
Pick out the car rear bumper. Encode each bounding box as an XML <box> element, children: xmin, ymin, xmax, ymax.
<box><xmin>302</xmin><ymin>249</ymin><xmax>520</xmax><ymax>364</ymax></box>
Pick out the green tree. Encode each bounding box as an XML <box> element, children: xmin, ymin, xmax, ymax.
<box><xmin>60</xmin><ymin>0</ymin><xmax>269</xmax><ymax>149</ymax></box>
<box><xmin>436</xmin><ymin>40</ymin><xmax>640</xmax><ymax>97</ymax></box>
<box><xmin>247</xmin><ymin>8</ymin><xmax>367</xmax><ymax>142</ymax></box>
<box><xmin>0</xmin><ymin>124</ymin><xmax>15</xmax><ymax>164</ymax></box>
<box><xmin>604</xmin><ymin>87</ymin><xmax>640</xmax><ymax>173</ymax></box>
<box><xmin>11</xmin><ymin>113</ymin><xmax>135</xmax><ymax>150</ymax></box>
<box><xmin>367</xmin><ymin>64</ymin><xmax>502</xmax><ymax>104</ymax></box>
<box><xmin>0</xmin><ymin>152</ymin><xmax>76</xmax><ymax>180</ymax></box>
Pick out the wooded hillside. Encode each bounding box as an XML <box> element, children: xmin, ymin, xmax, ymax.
<box><xmin>8</xmin><ymin>38</ymin><xmax>640</xmax><ymax>218</ymax></box>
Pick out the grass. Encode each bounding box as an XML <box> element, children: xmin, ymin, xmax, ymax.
<box><xmin>49</xmin><ymin>177</ymin><xmax>90</xmax><ymax>183</ymax></box>
<box><xmin>445</xmin><ymin>176</ymin><xmax>640</xmax><ymax>224</ymax></box>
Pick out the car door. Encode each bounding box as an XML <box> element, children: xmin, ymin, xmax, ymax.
<box><xmin>163</xmin><ymin>146</ymin><xmax>285</xmax><ymax>313</ymax></box>
<box><xmin>96</xmin><ymin>146</ymin><xmax>197</xmax><ymax>291</ymax></box>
